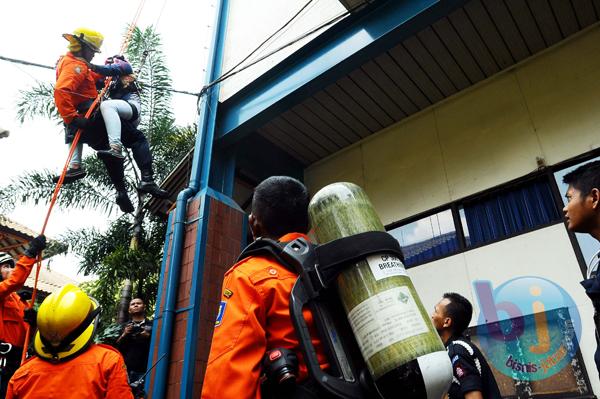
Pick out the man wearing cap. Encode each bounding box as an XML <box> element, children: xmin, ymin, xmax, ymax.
<box><xmin>0</xmin><ymin>236</ymin><xmax>46</xmax><ymax>398</ymax></box>
<box><xmin>54</xmin><ymin>28</ymin><xmax>168</xmax><ymax>213</ymax></box>
<box><xmin>6</xmin><ymin>284</ymin><xmax>133</xmax><ymax>399</ymax></box>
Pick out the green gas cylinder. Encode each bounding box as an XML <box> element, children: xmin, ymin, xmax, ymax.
<box><xmin>309</xmin><ymin>182</ymin><xmax>452</xmax><ymax>399</ymax></box>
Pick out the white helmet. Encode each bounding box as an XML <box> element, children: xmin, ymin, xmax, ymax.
<box><xmin>0</xmin><ymin>252</ymin><xmax>14</xmax><ymax>267</ymax></box>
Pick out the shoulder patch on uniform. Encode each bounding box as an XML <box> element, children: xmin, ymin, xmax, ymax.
<box><xmin>74</xmin><ymin>66</ymin><xmax>82</xmax><ymax>74</ymax></box>
<box><xmin>223</xmin><ymin>289</ymin><xmax>233</xmax><ymax>298</ymax></box>
<box><xmin>215</xmin><ymin>301</ymin><xmax>227</xmax><ymax>327</ymax></box>
<box><xmin>455</xmin><ymin>365</ymin><xmax>466</xmax><ymax>378</ymax></box>
<box><xmin>451</xmin><ymin>355</ymin><xmax>460</xmax><ymax>364</ymax></box>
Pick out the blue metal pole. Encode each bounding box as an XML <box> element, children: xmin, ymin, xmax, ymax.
<box><xmin>145</xmin><ymin>211</ymin><xmax>174</xmax><ymax>394</ymax></box>
<box><xmin>198</xmin><ymin>4</ymin><xmax>229</xmax><ymax>193</ymax></box>
<box><xmin>151</xmin><ymin>0</ymin><xmax>228</xmax><ymax>397</ymax></box>
<box><xmin>179</xmin><ymin>1</ymin><xmax>230</xmax><ymax>396</ymax></box>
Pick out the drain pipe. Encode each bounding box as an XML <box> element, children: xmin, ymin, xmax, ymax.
<box><xmin>152</xmin><ymin>1</ymin><xmax>228</xmax><ymax>397</ymax></box>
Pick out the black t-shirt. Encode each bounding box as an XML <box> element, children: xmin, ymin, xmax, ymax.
<box><xmin>117</xmin><ymin>318</ymin><xmax>152</xmax><ymax>373</ymax></box>
<box><xmin>446</xmin><ymin>336</ymin><xmax>502</xmax><ymax>399</ymax></box>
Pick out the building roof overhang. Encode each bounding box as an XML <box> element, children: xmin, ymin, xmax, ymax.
<box><xmin>149</xmin><ymin>0</ymin><xmax>600</xmax><ymax>216</ymax></box>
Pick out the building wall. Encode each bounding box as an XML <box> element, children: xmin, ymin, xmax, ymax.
<box><xmin>219</xmin><ymin>0</ymin><xmax>347</xmax><ymax>101</ymax></box>
<box><xmin>304</xmin><ymin>25</ymin><xmax>600</xmax><ymax>393</ymax></box>
<box><xmin>305</xmin><ymin>25</ymin><xmax>600</xmax><ymax>224</ymax></box>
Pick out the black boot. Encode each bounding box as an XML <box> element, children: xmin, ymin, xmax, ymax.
<box><xmin>52</xmin><ymin>167</ymin><xmax>87</xmax><ymax>184</ymax></box>
<box><xmin>138</xmin><ymin>174</ymin><xmax>169</xmax><ymax>199</ymax></box>
<box><xmin>116</xmin><ymin>190</ymin><xmax>135</xmax><ymax>213</ymax></box>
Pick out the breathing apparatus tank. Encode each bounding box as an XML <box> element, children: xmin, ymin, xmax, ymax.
<box><xmin>305</xmin><ymin>182</ymin><xmax>452</xmax><ymax>398</ymax></box>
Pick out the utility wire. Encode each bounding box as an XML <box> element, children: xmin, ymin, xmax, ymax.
<box><xmin>198</xmin><ymin>1</ymin><xmax>367</xmax><ymax>96</ymax></box>
<box><xmin>218</xmin><ymin>0</ymin><xmax>316</xmax><ymax>83</ymax></box>
<box><xmin>0</xmin><ymin>55</ymin><xmax>54</xmax><ymax>70</ymax></box>
<box><xmin>3</xmin><ymin>1</ymin><xmax>367</xmax><ymax>101</ymax></box>
<box><xmin>0</xmin><ymin>55</ymin><xmax>202</xmax><ymax>96</ymax></box>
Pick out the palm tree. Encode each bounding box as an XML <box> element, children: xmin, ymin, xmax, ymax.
<box><xmin>0</xmin><ymin>26</ymin><xmax>195</xmax><ymax>326</ymax></box>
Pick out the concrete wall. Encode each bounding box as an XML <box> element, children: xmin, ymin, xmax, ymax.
<box><xmin>219</xmin><ymin>0</ymin><xmax>346</xmax><ymax>101</ymax></box>
<box><xmin>305</xmin><ymin>25</ymin><xmax>600</xmax><ymax>393</ymax></box>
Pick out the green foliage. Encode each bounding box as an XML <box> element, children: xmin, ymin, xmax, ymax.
<box><xmin>16</xmin><ymin>81</ymin><xmax>60</xmax><ymax>124</ymax></box>
<box><xmin>70</xmin><ymin>217</ymin><xmax>163</xmax><ymax>328</ymax></box>
<box><xmin>95</xmin><ymin>322</ymin><xmax>122</xmax><ymax>345</ymax></box>
<box><xmin>126</xmin><ymin>25</ymin><xmax>173</xmax><ymax>136</ymax></box>
<box><xmin>0</xmin><ymin>158</ymin><xmax>121</xmax><ymax>215</ymax></box>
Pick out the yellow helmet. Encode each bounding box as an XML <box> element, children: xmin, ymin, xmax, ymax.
<box><xmin>63</xmin><ymin>27</ymin><xmax>104</xmax><ymax>53</ymax></box>
<box><xmin>34</xmin><ymin>284</ymin><xmax>101</xmax><ymax>361</ymax></box>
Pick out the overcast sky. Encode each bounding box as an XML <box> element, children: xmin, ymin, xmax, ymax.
<box><xmin>1</xmin><ymin>0</ymin><xmax>215</xmax><ymax>280</ymax></box>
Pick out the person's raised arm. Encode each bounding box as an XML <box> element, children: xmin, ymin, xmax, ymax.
<box><xmin>0</xmin><ymin>236</ymin><xmax>45</xmax><ymax>300</ymax></box>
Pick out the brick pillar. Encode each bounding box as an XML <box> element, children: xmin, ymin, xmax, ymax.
<box><xmin>148</xmin><ymin>193</ymin><xmax>245</xmax><ymax>398</ymax></box>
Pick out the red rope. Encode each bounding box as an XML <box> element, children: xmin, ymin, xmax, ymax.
<box><xmin>20</xmin><ymin>0</ymin><xmax>147</xmax><ymax>364</ymax></box>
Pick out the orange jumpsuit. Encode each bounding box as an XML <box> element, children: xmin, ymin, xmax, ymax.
<box><xmin>54</xmin><ymin>52</ymin><xmax>103</xmax><ymax>124</ymax></box>
<box><xmin>6</xmin><ymin>344</ymin><xmax>133</xmax><ymax>399</ymax></box>
<box><xmin>0</xmin><ymin>256</ymin><xmax>35</xmax><ymax>348</ymax></box>
<box><xmin>201</xmin><ymin>233</ymin><xmax>328</xmax><ymax>399</ymax></box>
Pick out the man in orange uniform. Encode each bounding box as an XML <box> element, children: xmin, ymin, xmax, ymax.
<box><xmin>0</xmin><ymin>235</ymin><xmax>46</xmax><ymax>398</ymax></box>
<box><xmin>6</xmin><ymin>284</ymin><xmax>133</xmax><ymax>399</ymax></box>
<box><xmin>201</xmin><ymin>176</ymin><xmax>328</xmax><ymax>399</ymax></box>
<box><xmin>54</xmin><ymin>28</ymin><xmax>168</xmax><ymax>213</ymax></box>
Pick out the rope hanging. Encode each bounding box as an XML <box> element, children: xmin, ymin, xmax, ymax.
<box><xmin>20</xmin><ymin>0</ymin><xmax>147</xmax><ymax>365</ymax></box>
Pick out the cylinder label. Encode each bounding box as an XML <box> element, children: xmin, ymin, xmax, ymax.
<box><xmin>366</xmin><ymin>254</ymin><xmax>407</xmax><ymax>281</ymax></box>
<box><xmin>347</xmin><ymin>286</ymin><xmax>429</xmax><ymax>360</ymax></box>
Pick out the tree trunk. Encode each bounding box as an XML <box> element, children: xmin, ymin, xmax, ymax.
<box><xmin>117</xmin><ymin>279</ymin><xmax>133</xmax><ymax>324</ymax></box>
<box><xmin>116</xmin><ymin>196</ymin><xmax>146</xmax><ymax>322</ymax></box>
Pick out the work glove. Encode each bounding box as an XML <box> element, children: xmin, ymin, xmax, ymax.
<box><xmin>17</xmin><ymin>290</ymin><xmax>32</xmax><ymax>301</ymax></box>
<box><xmin>23</xmin><ymin>308</ymin><xmax>37</xmax><ymax>328</ymax></box>
<box><xmin>24</xmin><ymin>235</ymin><xmax>46</xmax><ymax>258</ymax></box>
<box><xmin>70</xmin><ymin>116</ymin><xmax>89</xmax><ymax>130</ymax></box>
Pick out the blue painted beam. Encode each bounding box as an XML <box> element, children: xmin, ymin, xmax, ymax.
<box><xmin>216</xmin><ymin>0</ymin><xmax>468</xmax><ymax>146</ymax></box>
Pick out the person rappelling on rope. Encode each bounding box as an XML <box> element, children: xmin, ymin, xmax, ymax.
<box><xmin>53</xmin><ymin>27</ymin><xmax>169</xmax><ymax>213</ymax></box>
<box><xmin>0</xmin><ymin>236</ymin><xmax>46</xmax><ymax>399</ymax></box>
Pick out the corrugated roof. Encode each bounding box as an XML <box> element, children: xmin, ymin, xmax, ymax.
<box><xmin>257</xmin><ymin>0</ymin><xmax>600</xmax><ymax>165</ymax></box>
<box><xmin>24</xmin><ymin>264</ymin><xmax>79</xmax><ymax>294</ymax></box>
<box><xmin>0</xmin><ymin>215</ymin><xmax>39</xmax><ymax>259</ymax></box>
<box><xmin>1</xmin><ymin>215</ymin><xmax>77</xmax><ymax>294</ymax></box>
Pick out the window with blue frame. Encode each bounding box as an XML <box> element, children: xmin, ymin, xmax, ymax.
<box><xmin>460</xmin><ymin>178</ymin><xmax>561</xmax><ymax>248</ymax></box>
<box><xmin>387</xmin><ymin>176</ymin><xmax>563</xmax><ymax>267</ymax></box>
<box><xmin>388</xmin><ymin>209</ymin><xmax>459</xmax><ymax>268</ymax></box>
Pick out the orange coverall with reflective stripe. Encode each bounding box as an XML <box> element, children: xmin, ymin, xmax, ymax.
<box><xmin>0</xmin><ymin>255</ymin><xmax>35</xmax><ymax>347</ymax></box>
<box><xmin>54</xmin><ymin>52</ymin><xmax>103</xmax><ymax>124</ymax></box>
<box><xmin>201</xmin><ymin>232</ymin><xmax>328</xmax><ymax>399</ymax></box>
<box><xmin>6</xmin><ymin>344</ymin><xmax>133</xmax><ymax>399</ymax></box>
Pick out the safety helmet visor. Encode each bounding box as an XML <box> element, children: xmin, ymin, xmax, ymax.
<box><xmin>34</xmin><ymin>284</ymin><xmax>101</xmax><ymax>361</ymax></box>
